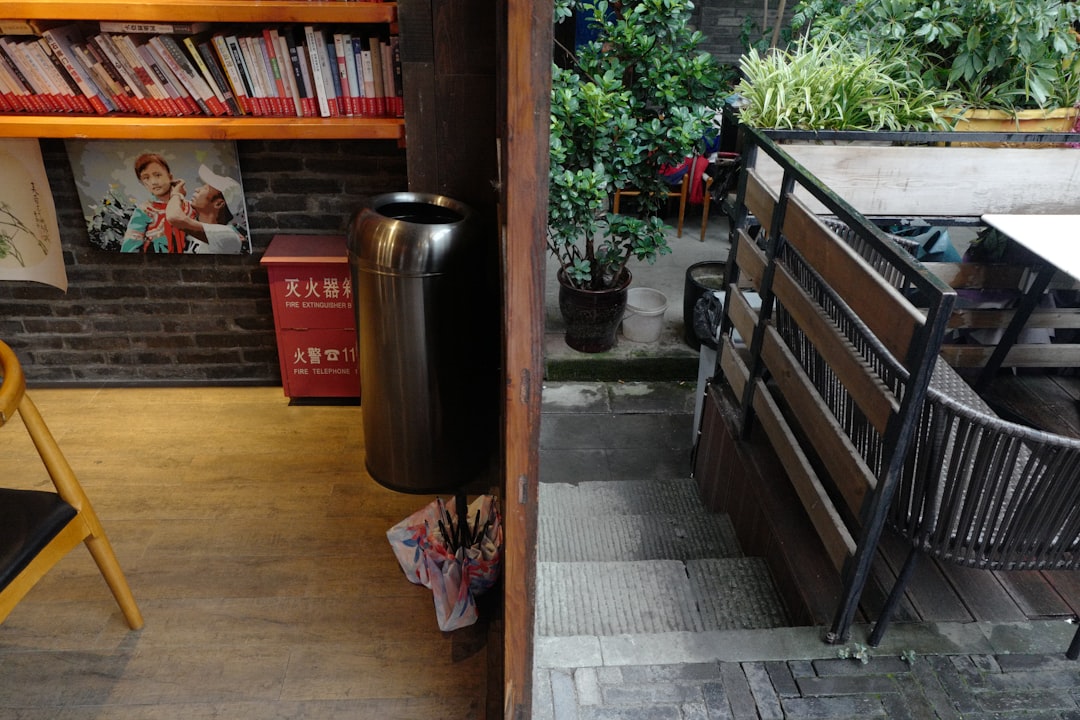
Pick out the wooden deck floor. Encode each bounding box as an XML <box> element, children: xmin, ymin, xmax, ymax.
<box><xmin>694</xmin><ymin>381</ymin><xmax>1080</xmax><ymax>636</ymax></box>
<box><xmin>0</xmin><ymin>387</ymin><xmax>495</xmax><ymax>719</ymax></box>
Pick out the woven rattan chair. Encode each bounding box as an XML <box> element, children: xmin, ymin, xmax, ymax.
<box><xmin>780</xmin><ymin>221</ymin><xmax>1080</xmax><ymax>659</ymax></box>
<box><xmin>0</xmin><ymin>340</ymin><xmax>143</xmax><ymax>630</ymax></box>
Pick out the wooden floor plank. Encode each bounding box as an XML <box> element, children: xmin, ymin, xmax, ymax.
<box><xmin>0</xmin><ymin>388</ymin><xmax>492</xmax><ymax>717</ymax></box>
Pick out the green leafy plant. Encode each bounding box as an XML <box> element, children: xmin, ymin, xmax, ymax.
<box><xmin>736</xmin><ymin>36</ymin><xmax>955</xmax><ymax>130</ymax></box>
<box><xmin>0</xmin><ymin>203</ymin><xmax>49</xmax><ymax>267</ymax></box>
<box><xmin>549</xmin><ymin>0</ymin><xmax>729</xmax><ymax>290</ymax></box>
<box><xmin>803</xmin><ymin>0</ymin><xmax>1080</xmax><ymax>111</ymax></box>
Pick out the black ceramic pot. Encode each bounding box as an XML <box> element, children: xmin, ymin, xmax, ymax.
<box><xmin>557</xmin><ymin>269</ymin><xmax>631</xmax><ymax>353</ymax></box>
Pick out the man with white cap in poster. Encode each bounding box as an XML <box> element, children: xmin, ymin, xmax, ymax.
<box><xmin>165</xmin><ymin>164</ymin><xmax>247</xmax><ymax>254</ymax></box>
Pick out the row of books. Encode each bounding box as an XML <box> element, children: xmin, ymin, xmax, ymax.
<box><xmin>0</xmin><ymin>23</ymin><xmax>403</xmax><ymax>118</ymax></box>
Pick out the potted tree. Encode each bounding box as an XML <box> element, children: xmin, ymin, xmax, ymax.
<box><xmin>548</xmin><ymin>0</ymin><xmax>728</xmax><ymax>352</ymax></box>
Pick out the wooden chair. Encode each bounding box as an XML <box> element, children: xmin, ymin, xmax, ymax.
<box><xmin>613</xmin><ymin>172</ymin><xmax>690</xmax><ymax>237</ymax></box>
<box><xmin>0</xmin><ymin>340</ymin><xmax>142</xmax><ymax>630</ymax></box>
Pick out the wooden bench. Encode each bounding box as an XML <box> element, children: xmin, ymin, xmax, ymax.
<box><xmin>704</xmin><ymin>126</ymin><xmax>1080</xmax><ymax>656</ymax></box>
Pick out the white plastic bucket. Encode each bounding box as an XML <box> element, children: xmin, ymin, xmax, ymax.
<box><xmin>621</xmin><ymin>287</ymin><xmax>668</xmax><ymax>343</ymax></box>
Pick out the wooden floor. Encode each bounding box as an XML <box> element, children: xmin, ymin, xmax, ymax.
<box><xmin>0</xmin><ymin>387</ymin><xmax>494</xmax><ymax>719</ymax></box>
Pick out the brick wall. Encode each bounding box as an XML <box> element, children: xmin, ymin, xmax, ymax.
<box><xmin>0</xmin><ymin>138</ymin><xmax>407</xmax><ymax>386</ymax></box>
<box><xmin>694</xmin><ymin>0</ymin><xmax>795</xmax><ymax>64</ymax></box>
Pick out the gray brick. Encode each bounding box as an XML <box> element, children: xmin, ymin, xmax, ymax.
<box><xmin>977</xmin><ymin>690</ymin><xmax>1078</xmax><ymax>713</ymax></box>
<box><xmin>911</xmin><ymin>657</ymin><xmax>962</xmax><ymax>720</ymax></box>
<box><xmin>764</xmin><ymin>661</ymin><xmax>800</xmax><ymax>697</ymax></box>
<box><xmin>579</xmin><ymin>707</ymin><xmax>682</xmax><ymax>720</ymax></box>
<box><xmin>602</xmin><ymin>683</ymin><xmax>703</xmax><ymax>706</ymax></box>
<box><xmin>718</xmin><ymin>663</ymin><xmax>757</xmax><ymax>719</ymax></box>
<box><xmin>927</xmin><ymin>656</ymin><xmax>981</xmax><ymax>714</ymax></box>
<box><xmin>701</xmin><ymin>682</ymin><xmax>732</xmax><ymax>720</ymax></box>
<box><xmin>742</xmin><ymin>663</ymin><xmax>783</xmax><ymax>719</ymax></box>
<box><xmin>796</xmin><ymin>674</ymin><xmax>896</xmax><ymax>697</ymax></box>
<box><xmin>812</xmin><ymin>657</ymin><xmax>911</xmax><ymax>676</ymax></box>
<box><xmin>576</xmin><ymin>668</ymin><xmax>602</xmax><ymax>706</ymax></box>
<box><xmin>780</xmin><ymin>696</ymin><xmax>887</xmax><ymax>719</ymax></box>
<box><xmin>551</xmin><ymin>669</ymin><xmax>580</xmax><ymax>720</ymax></box>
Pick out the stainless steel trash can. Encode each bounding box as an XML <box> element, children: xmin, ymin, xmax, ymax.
<box><xmin>347</xmin><ymin>192</ymin><xmax>497</xmax><ymax>493</ymax></box>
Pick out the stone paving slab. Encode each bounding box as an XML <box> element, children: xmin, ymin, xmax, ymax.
<box><xmin>534</xmin><ymin>638</ymin><xmax>1080</xmax><ymax>719</ymax></box>
<box><xmin>540</xmin><ymin>478</ymin><xmax>708</xmax><ymax>517</ymax></box>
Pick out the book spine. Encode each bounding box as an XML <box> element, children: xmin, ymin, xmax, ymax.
<box><xmin>342</xmin><ymin>33</ymin><xmax>361</xmax><ymax>117</ymax></box>
<box><xmin>367</xmin><ymin>35</ymin><xmax>386</xmax><ymax>117</ymax></box>
<box><xmin>98</xmin><ymin>21</ymin><xmax>212</xmax><ymax>35</ymax></box>
<box><xmin>324</xmin><ymin>36</ymin><xmax>343</xmax><ymax>116</ymax></box>
<box><xmin>143</xmin><ymin>40</ymin><xmax>199</xmax><ymax>115</ymax></box>
<box><xmin>93</xmin><ymin>34</ymin><xmax>151</xmax><ymax>114</ymax></box>
<box><xmin>37</xmin><ymin>37</ymin><xmax>89</xmax><ymax>113</ymax></box>
<box><xmin>291</xmin><ymin>27</ymin><xmax>317</xmax><ymax>117</ymax></box>
<box><xmin>116</xmin><ymin>34</ymin><xmax>176</xmax><ymax>115</ymax></box>
<box><xmin>303</xmin><ymin>25</ymin><xmax>331</xmax><ymax>117</ymax></box>
<box><xmin>239</xmin><ymin>35</ymin><xmax>270</xmax><ymax>116</ymax></box>
<box><xmin>0</xmin><ymin>54</ymin><xmax>31</xmax><ymax>111</ymax></box>
<box><xmin>262</xmin><ymin>29</ymin><xmax>290</xmax><ymax>116</ymax></box>
<box><xmin>282</xmin><ymin>27</ymin><xmax>311</xmax><ymax>118</ymax></box>
<box><xmin>359</xmin><ymin>45</ymin><xmax>375</xmax><ymax>117</ymax></box>
<box><xmin>43</xmin><ymin>26</ymin><xmax>112</xmax><ymax>114</ymax></box>
<box><xmin>272</xmin><ymin>32</ymin><xmax>302</xmax><ymax>117</ymax></box>
<box><xmin>196</xmin><ymin>40</ymin><xmax>242</xmax><ymax>115</ymax></box>
<box><xmin>2</xmin><ymin>39</ymin><xmax>60</xmax><ymax>112</ymax></box>
<box><xmin>211</xmin><ymin>34</ymin><xmax>249</xmax><ymax>115</ymax></box>
<box><xmin>81</xmin><ymin>39</ymin><xmax>137</xmax><ymax>113</ymax></box>
<box><xmin>181</xmin><ymin>35</ymin><xmax>229</xmax><ymax>116</ymax></box>
<box><xmin>225</xmin><ymin>35</ymin><xmax>258</xmax><ymax>115</ymax></box>
<box><xmin>148</xmin><ymin>35</ymin><xmax>210</xmax><ymax>115</ymax></box>
<box><xmin>332</xmin><ymin>33</ymin><xmax>352</xmax><ymax>116</ymax></box>
<box><xmin>389</xmin><ymin>34</ymin><xmax>403</xmax><ymax>117</ymax></box>
<box><xmin>137</xmin><ymin>42</ymin><xmax>187</xmax><ymax>115</ymax></box>
<box><xmin>157</xmin><ymin>34</ymin><xmax>221</xmax><ymax>116</ymax></box>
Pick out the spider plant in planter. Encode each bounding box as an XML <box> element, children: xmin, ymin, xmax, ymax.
<box><xmin>801</xmin><ymin>0</ymin><xmax>1080</xmax><ymax>127</ymax></box>
<box><xmin>736</xmin><ymin>35</ymin><xmax>956</xmax><ymax>131</ymax></box>
<box><xmin>548</xmin><ymin>0</ymin><xmax>728</xmax><ymax>352</ymax></box>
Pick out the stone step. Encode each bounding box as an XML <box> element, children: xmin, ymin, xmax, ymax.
<box><xmin>536</xmin><ymin>559</ymin><xmax>788</xmax><ymax>637</ymax></box>
<box><xmin>538</xmin><ymin>513</ymin><xmax>741</xmax><ymax>563</ymax></box>
<box><xmin>538</xmin><ymin>478</ymin><xmax>706</xmax><ymax>518</ymax></box>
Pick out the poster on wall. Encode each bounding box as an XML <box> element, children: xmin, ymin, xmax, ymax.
<box><xmin>0</xmin><ymin>139</ymin><xmax>67</xmax><ymax>291</ymax></box>
<box><xmin>65</xmin><ymin>139</ymin><xmax>248</xmax><ymax>255</ymax></box>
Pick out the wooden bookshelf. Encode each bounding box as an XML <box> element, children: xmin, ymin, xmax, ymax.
<box><xmin>0</xmin><ymin>1</ymin><xmax>403</xmax><ymax>140</ymax></box>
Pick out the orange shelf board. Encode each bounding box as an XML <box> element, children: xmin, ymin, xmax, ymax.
<box><xmin>0</xmin><ymin>115</ymin><xmax>405</xmax><ymax>141</ymax></box>
<box><xmin>4</xmin><ymin>1</ymin><xmax>396</xmax><ymax>24</ymax></box>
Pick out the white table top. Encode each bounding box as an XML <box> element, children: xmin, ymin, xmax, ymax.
<box><xmin>981</xmin><ymin>214</ymin><xmax>1080</xmax><ymax>282</ymax></box>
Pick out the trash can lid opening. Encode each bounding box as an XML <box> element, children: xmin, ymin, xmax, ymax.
<box><xmin>378</xmin><ymin>202</ymin><xmax>463</xmax><ymax>225</ymax></box>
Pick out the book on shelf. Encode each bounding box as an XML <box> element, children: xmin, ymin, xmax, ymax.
<box><xmin>283</xmin><ymin>26</ymin><xmax>316</xmax><ymax>117</ymax></box>
<box><xmin>98</xmin><ymin>21</ymin><xmax>212</xmax><ymax>36</ymax></box>
<box><xmin>154</xmin><ymin>33</ymin><xmax>226</xmax><ymax>116</ymax></box>
<box><xmin>0</xmin><ymin>49</ymin><xmax>34</xmax><ymax>112</ymax></box>
<box><xmin>91</xmin><ymin>33</ymin><xmax>155</xmax><ymax>114</ymax></box>
<box><xmin>211</xmin><ymin>33</ymin><xmax>252</xmax><ymax>115</ymax></box>
<box><xmin>367</xmin><ymin>34</ymin><xmax>386</xmax><ymax>117</ymax></box>
<box><xmin>223</xmin><ymin>34</ymin><xmax>258</xmax><ymax>115</ymax></box>
<box><xmin>239</xmin><ymin>34</ymin><xmax>272</xmax><ymax>115</ymax></box>
<box><xmin>261</xmin><ymin>28</ymin><xmax>291</xmax><ymax>116</ymax></box>
<box><xmin>141</xmin><ymin>39</ymin><xmax>200</xmax><ymax>115</ymax></box>
<box><xmin>115</xmin><ymin>34</ymin><xmax>183</xmax><ymax>116</ymax></box>
<box><xmin>358</xmin><ymin>40</ymin><xmax>376</xmax><ymax>116</ymax></box>
<box><xmin>389</xmin><ymin>34</ymin><xmax>403</xmax><ymax>117</ymax></box>
<box><xmin>272</xmin><ymin>30</ymin><xmax>303</xmax><ymax>117</ymax></box>
<box><xmin>340</xmin><ymin>33</ymin><xmax>361</xmax><ymax>117</ymax></box>
<box><xmin>41</xmin><ymin>24</ymin><xmax>113</xmax><ymax>114</ymax></box>
<box><xmin>145</xmin><ymin>35</ymin><xmax>207</xmax><ymax>115</ymax></box>
<box><xmin>323</xmin><ymin>34</ymin><xmax>344</xmax><ymax>116</ymax></box>
<box><xmin>185</xmin><ymin>33</ymin><xmax>243</xmax><ymax>116</ymax></box>
<box><xmin>37</xmin><ymin>37</ymin><xmax>94</xmax><ymax>113</ymax></box>
<box><xmin>0</xmin><ymin>37</ymin><xmax>63</xmax><ymax>113</ymax></box>
<box><xmin>302</xmin><ymin>25</ymin><xmax>333</xmax><ymax>118</ymax></box>
<box><xmin>78</xmin><ymin>38</ymin><xmax>139</xmax><ymax>114</ymax></box>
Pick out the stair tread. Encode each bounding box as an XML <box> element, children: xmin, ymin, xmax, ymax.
<box><xmin>539</xmin><ymin>513</ymin><xmax>742</xmax><ymax>562</ymax></box>
<box><xmin>537</xmin><ymin>559</ymin><xmax>788</xmax><ymax>637</ymax></box>
<box><xmin>539</xmin><ymin>478</ymin><xmax>707</xmax><ymax>517</ymax></box>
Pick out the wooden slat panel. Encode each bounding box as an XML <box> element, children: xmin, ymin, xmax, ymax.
<box><xmin>782</xmin><ymin>199</ymin><xmax>923</xmax><ymax>366</ymax></box>
<box><xmin>947</xmin><ymin>308</ymin><xmax>1080</xmax><ymax>330</ymax></box>
<box><xmin>726</xmin><ymin>289</ymin><xmax>759</xmax><ymax>350</ymax></box>
<box><xmin>719</xmin><ymin>336</ymin><xmax>749</xmax><ymax>401</ymax></box>
<box><xmin>734</xmin><ymin>229</ymin><xmax>766</xmax><ymax>289</ymax></box>
<box><xmin>770</xmin><ymin>264</ymin><xmax>897</xmax><ymax>433</ymax></box>
<box><xmin>760</xmin><ymin>327</ymin><xmax>876</xmax><ymax>515</ymax></box>
<box><xmin>941</xmin><ymin>344</ymin><xmax>1080</xmax><ymax>367</ymax></box>
<box><xmin>995</xmin><ymin>570</ymin><xmax>1075</xmax><ymax>618</ymax></box>
<box><xmin>754</xmin><ymin>145</ymin><xmax>1080</xmax><ymax>217</ymax></box>
<box><xmin>743</xmin><ymin>170</ymin><xmax>777</xmax><ymax>231</ymax></box>
<box><xmin>750</xmin><ymin>380</ymin><xmax>856</xmax><ymax>572</ymax></box>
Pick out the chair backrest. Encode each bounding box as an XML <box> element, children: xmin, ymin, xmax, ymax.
<box><xmin>721</xmin><ymin>126</ymin><xmax>957</xmax><ymax>642</ymax></box>
<box><xmin>0</xmin><ymin>340</ymin><xmax>26</xmax><ymax>427</ymax></box>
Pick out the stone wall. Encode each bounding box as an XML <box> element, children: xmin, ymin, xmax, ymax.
<box><xmin>1</xmin><ymin>139</ymin><xmax>407</xmax><ymax>385</ymax></box>
<box><xmin>694</xmin><ymin>0</ymin><xmax>795</xmax><ymax>65</ymax></box>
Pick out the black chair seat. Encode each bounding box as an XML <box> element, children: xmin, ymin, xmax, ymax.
<box><xmin>0</xmin><ymin>488</ymin><xmax>77</xmax><ymax>592</ymax></box>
